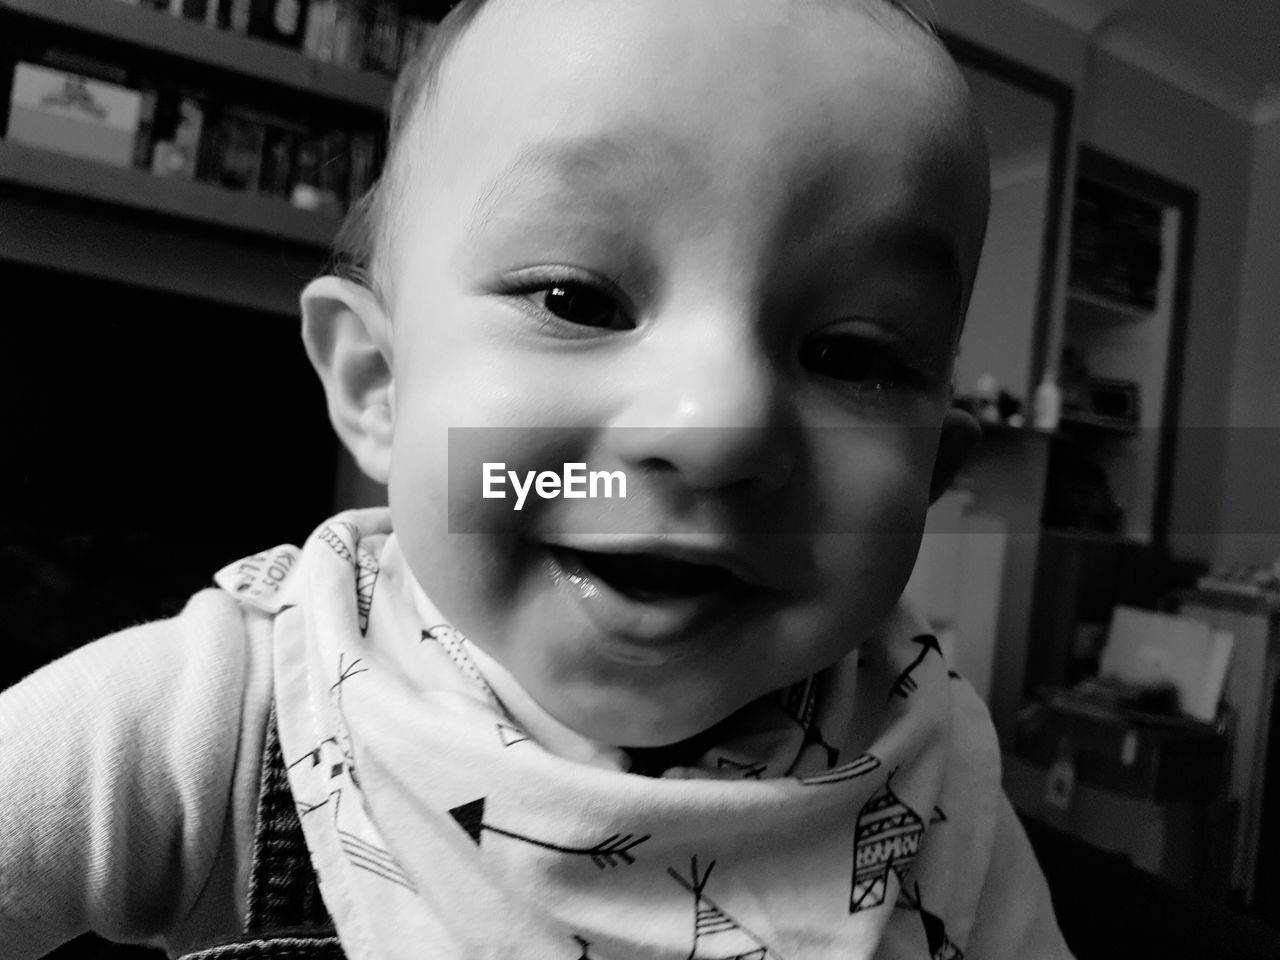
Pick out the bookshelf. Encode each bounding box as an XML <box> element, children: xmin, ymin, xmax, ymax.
<box><xmin>1022</xmin><ymin>149</ymin><xmax>1199</xmax><ymax>766</ymax></box>
<box><xmin>0</xmin><ymin>0</ymin><xmax>411</xmax><ymax>314</ymax></box>
<box><xmin>1047</xmin><ymin>147</ymin><xmax>1197</xmax><ymax>545</ymax></box>
<box><xmin>0</xmin><ymin>0</ymin><xmax>393</xmax><ymax>110</ymax></box>
<box><xmin>1066</xmin><ymin>286</ymin><xmax>1155</xmax><ymax>327</ymax></box>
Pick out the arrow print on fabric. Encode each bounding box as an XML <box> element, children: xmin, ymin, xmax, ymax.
<box><xmin>888</xmin><ymin>634</ymin><xmax>943</xmax><ymax>700</ymax></box>
<box><xmin>449</xmin><ymin>798</ymin><xmax>650</xmax><ymax>868</ymax></box>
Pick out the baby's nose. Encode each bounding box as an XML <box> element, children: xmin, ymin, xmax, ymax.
<box><xmin>607</xmin><ymin>327</ymin><xmax>795</xmax><ymax>492</ymax></box>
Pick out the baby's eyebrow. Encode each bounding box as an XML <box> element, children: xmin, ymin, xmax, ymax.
<box><xmin>871</xmin><ymin>221</ymin><xmax>964</xmax><ymax>309</ymax></box>
<box><xmin>467</xmin><ymin>129</ymin><xmax>685</xmax><ymax>242</ymax></box>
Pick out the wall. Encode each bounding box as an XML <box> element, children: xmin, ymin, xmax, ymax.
<box><xmin>957</xmin><ymin>168</ymin><xmax>1050</xmax><ymax>400</ymax></box>
<box><xmin>1214</xmin><ymin>117</ymin><xmax>1280</xmax><ymax>565</ymax></box>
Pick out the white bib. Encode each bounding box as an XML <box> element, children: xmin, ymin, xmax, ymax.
<box><xmin>215</xmin><ymin>509</ymin><xmax>1001</xmax><ymax>959</ymax></box>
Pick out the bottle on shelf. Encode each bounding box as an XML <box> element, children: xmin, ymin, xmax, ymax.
<box><xmin>1033</xmin><ymin>367</ymin><xmax>1061</xmax><ymax>432</ymax></box>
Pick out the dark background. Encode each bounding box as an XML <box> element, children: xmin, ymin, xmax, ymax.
<box><xmin>0</xmin><ymin>261</ymin><xmax>338</xmax><ymax>689</ymax></box>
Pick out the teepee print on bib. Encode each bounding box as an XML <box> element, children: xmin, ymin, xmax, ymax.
<box><xmin>850</xmin><ymin>775</ymin><xmax>924</xmax><ymax>913</ymax></box>
<box><xmin>317</xmin><ymin>522</ymin><xmax>380</xmax><ymax>636</ymax></box>
<box><xmin>779</xmin><ymin>676</ymin><xmax>841</xmax><ymax>768</ymax></box>
<box><xmin>420</xmin><ymin>623</ymin><xmax>534</xmax><ymax>749</ymax></box>
<box><xmin>285</xmin><ymin>651</ymin><xmax>416</xmax><ymax>892</ymax></box>
<box><xmin>668</xmin><ymin>858</ymin><xmax>784</xmax><ymax>960</ymax></box>
<box><xmin>897</xmin><ymin>882</ymin><xmax>964</xmax><ymax>960</ymax></box>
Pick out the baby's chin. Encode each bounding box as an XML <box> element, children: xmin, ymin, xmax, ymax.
<box><xmin>521</xmin><ymin>660</ymin><xmax>771</xmax><ymax>749</ymax></box>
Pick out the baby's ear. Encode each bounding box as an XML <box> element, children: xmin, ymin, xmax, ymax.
<box><xmin>929</xmin><ymin>407</ymin><xmax>981</xmax><ymax>503</ymax></box>
<box><xmin>301</xmin><ymin>276</ymin><xmax>394</xmax><ymax>484</ymax></box>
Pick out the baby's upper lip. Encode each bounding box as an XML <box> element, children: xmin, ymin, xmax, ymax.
<box><xmin>540</xmin><ymin>533</ymin><xmax>789</xmax><ymax>590</ymax></box>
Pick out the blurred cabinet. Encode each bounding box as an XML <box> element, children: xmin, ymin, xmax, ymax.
<box><xmin>1045</xmin><ymin>146</ymin><xmax>1197</xmax><ymax>544</ymax></box>
<box><xmin>1177</xmin><ymin>590</ymin><xmax>1280</xmax><ymax>915</ymax></box>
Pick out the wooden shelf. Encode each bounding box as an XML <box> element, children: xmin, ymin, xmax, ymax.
<box><xmin>1066</xmin><ymin>286</ymin><xmax>1155</xmax><ymax>325</ymax></box>
<box><xmin>1039</xmin><ymin>526</ymin><xmax>1149</xmax><ymax>546</ymax></box>
<box><xmin>1058</xmin><ymin>410</ymin><xmax>1139</xmax><ymax>435</ymax></box>
<box><xmin>0</xmin><ymin>0</ymin><xmax>393</xmax><ymax>112</ymax></box>
<box><xmin>0</xmin><ymin>138</ymin><xmax>339</xmax><ymax>246</ymax></box>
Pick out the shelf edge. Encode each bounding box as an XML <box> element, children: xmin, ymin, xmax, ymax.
<box><xmin>0</xmin><ymin>138</ymin><xmax>338</xmax><ymax>247</ymax></box>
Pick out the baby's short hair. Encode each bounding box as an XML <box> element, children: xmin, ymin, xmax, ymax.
<box><xmin>327</xmin><ymin>0</ymin><xmax>939</xmax><ymax>302</ymax></box>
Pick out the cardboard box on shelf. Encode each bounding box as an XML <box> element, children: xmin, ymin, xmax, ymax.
<box><xmin>1005</xmin><ymin>753</ymin><xmax>1237</xmax><ymax>901</ymax></box>
<box><xmin>1100</xmin><ymin>605</ymin><xmax>1235</xmax><ymax>723</ymax></box>
<box><xmin>1013</xmin><ymin>688</ymin><xmax>1229</xmax><ymax>802</ymax></box>
<box><xmin>7</xmin><ymin>63</ymin><xmax>143</xmax><ymax>168</ymax></box>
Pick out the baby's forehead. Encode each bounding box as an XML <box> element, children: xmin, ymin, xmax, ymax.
<box><xmin>428</xmin><ymin>0</ymin><xmax>972</xmax><ymax>141</ymax></box>
<box><xmin>387</xmin><ymin>0</ymin><xmax>988</xmax><ymax>296</ymax></box>
<box><xmin>429</xmin><ymin>6</ymin><xmax>977</xmax><ymax>175</ymax></box>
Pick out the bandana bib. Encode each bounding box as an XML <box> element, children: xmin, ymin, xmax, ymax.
<box><xmin>215</xmin><ymin>510</ymin><xmax>1001</xmax><ymax>960</ymax></box>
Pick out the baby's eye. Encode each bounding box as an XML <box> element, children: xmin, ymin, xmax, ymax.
<box><xmin>799</xmin><ymin>332</ymin><xmax>904</xmax><ymax>388</ymax></box>
<box><xmin>532</xmin><ymin>282</ymin><xmax>633</xmax><ymax>331</ymax></box>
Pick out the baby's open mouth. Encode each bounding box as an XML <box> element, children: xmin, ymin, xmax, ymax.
<box><xmin>553</xmin><ymin>548</ymin><xmax>739</xmax><ymax>602</ymax></box>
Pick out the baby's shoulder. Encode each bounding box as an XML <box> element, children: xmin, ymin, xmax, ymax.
<box><xmin>1</xmin><ymin>587</ymin><xmax>274</xmax><ymax>766</ymax></box>
<box><xmin>0</xmin><ymin>589</ymin><xmax>276</xmax><ymax>954</ymax></box>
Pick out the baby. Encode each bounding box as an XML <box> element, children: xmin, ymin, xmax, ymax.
<box><xmin>0</xmin><ymin>0</ymin><xmax>1074</xmax><ymax>958</ymax></box>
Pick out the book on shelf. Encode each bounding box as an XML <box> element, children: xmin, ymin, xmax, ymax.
<box><xmin>1069</xmin><ymin>179</ymin><xmax>1164</xmax><ymax>311</ymax></box>
<box><xmin>220</xmin><ymin>0</ymin><xmax>253</xmax><ymax>33</ymax></box>
<box><xmin>303</xmin><ymin>0</ymin><xmax>366</xmax><ymax>70</ymax></box>
<box><xmin>362</xmin><ymin>0</ymin><xmax>403</xmax><ymax>74</ymax></box>
<box><xmin>347</xmin><ymin>128</ymin><xmax>378</xmax><ymax>204</ymax></box>
<box><xmin>148</xmin><ymin>88</ymin><xmax>206</xmax><ymax>178</ymax></box>
<box><xmin>247</xmin><ymin>0</ymin><xmax>311</xmax><ymax>49</ymax></box>
<box><xmin>259</xmin><ymin>120</ymin><xmax>302</xmax><ymax>200</ymax></box>
<box><xmin>290</xmin><ymin>126</ymin><xmax>353</xmax><ymax>215</ymax></box>
<box><xmin>123</xmin><ymin>0</ymin><xmax>425</xmax><ymax>74</ymax></box>
<box><xmin>398</xmin><ymin>16</ymin><xmax>436</xmax><ymax>71</ymax></box>
<box><xmin>200</xmin><ymin>105</ymin><xmax>269</xmax><ymax>192</ymax></box>
<box><xmin>167</xmin><ymin>0</ymin><xmax>211</xmax><ymax>21</ymax></box>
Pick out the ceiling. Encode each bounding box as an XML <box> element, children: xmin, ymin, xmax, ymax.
<box><xmin>1130</xmin><ymin>0</ymin><xmax>1280</xmax><ymax>94</ymax></box>
<box><xmin>1026</xmin><ymin>0</ymin><xmax>1280</xmax><ymax>123</ymax></box>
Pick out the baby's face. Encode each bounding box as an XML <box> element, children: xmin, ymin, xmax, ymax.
<box><xmin>384</xmin><ymin>0</ymin><xmax>988</xmax><ymax>746</ymax></box>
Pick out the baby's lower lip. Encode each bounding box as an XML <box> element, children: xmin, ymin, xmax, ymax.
<box><xmin>544</xmin><ymin>547</ymin><xmax>754</xmax><ymax>660</ymax></box>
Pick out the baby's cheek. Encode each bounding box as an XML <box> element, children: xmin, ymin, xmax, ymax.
<box><xmin>827</xmin><ymin>436</ymin><xmax>932</xmax><ymax>536</ymax></box>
